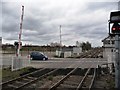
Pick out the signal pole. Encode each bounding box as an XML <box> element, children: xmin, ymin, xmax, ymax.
<box><xmin>115</xmin><ymin>34</ymin><xmax>120</xmax><ymax>88</ymax></box>
<box><xmin>115</xmin><ymin>2</ymin><xmax>120</xmax><ymax>88</ymax></box>
<box><xmin>17</xmin><ymin>6</ymin><xmax>24</xmax><ymax>57</ymax></box>
<box><xmin>109</xmin><ymin>10</ymin><xmax>120</xmax><ymax>88</ymax></box>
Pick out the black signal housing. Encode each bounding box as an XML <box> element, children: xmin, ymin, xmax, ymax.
<box><xmin>109</xmin><ymin>11</ymin><xmax>120</xmax><ymax>35</ymax></box>
<box><xmin>110</xmin><ymin>11</ymin><xmax>120</xmax><ymax>23</ymax></box>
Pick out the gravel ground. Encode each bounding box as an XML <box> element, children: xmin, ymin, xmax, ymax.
<box><xmin>26</xmin><ymin>74</ymin><xmax>115</xmax><ymax>89</ymax></box>
<box><xmin>94</xmin><ymin>74</ymin><xmax>115</xmax><ymax>89</ymax></box>
<box><xmin>27</xmin><ymin>75</ymin><xmax>64</xmax><ymax>89</ymax></box>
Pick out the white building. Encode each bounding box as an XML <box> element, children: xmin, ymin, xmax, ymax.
<box><xmin>102</xmin><ymin>35</ymin><xmax>116</xmax><ymax>73</ymax></box>
<box><xmin>56</xmin><ymin>46</ymin><xmax>82</xmax><ymax>58</ymax></box>
<box><xmin>73</xmin><ymin>47</ymin><xmax>82</xmax><ymax>56</ymax></box>
<box><xmin>56</xmin><ymin>47</ymin><xmax>72</xmax><ymax>58</ymax></box>
<box><xmin>102</xmin><ymin>36</ymin><xmax>115</xmax><ymax>63</ymax></box>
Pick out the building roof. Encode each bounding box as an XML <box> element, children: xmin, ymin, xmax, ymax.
<box><xmin>102</xmin><ymin>35</ymin><xmax>115</xmax><ymax>42</ymax></box>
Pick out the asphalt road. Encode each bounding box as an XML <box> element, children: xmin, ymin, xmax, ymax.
<box><xmin>1</xmin><ymin>54</ymin><xmax>107</xmax><ymax>68</ymax></box>
<box><xmin>29</xmin><ymin>58</ymin><xmax>107</xmax><ymax>68</ymax></box>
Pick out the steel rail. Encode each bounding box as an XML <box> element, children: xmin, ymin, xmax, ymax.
<box><xmin>76</xmin><ymin>68</ymin><xmax>90</xmax><ymax>90</ymax></box>
<box><xmin>1</xmin><ymin>68</ymin><xmax>44</xmax><ymax>85</ymax></box>
<box><xmin>89</xmin><ymin>68</ymin><xmax>96</xmax><ymax>90</ymax></box>
<box><xmin>76</xmin><ymin>68</ymin><xmax>96</xmax><ymax>90</ymax></box>
<box><xmin>2</xmin><ymin>68</ymin><xmax>58</xmax><ymax>90</ymax></box>
<box><xmin>16</xmin><ymin>68</ymin><xmax>58</xmax><ymax>89</ymax></box>
<box><xmin>49</xmin><ymin>68</ymin><xmax>78</xmax><ymax>90</ymax></box>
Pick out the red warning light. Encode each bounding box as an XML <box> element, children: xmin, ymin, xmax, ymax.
<box><xmin>111</xmin><ymin>23</ymin><xmax>120</xmax><ymax>33</ymax></box>
<box><xmin>112</xmin><ymin>28</ymin><xmax>116</xmax><ymax>30</ymax></box>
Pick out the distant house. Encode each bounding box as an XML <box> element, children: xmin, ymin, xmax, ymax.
<box><xmin>56</xmin><ymin>46</ymin><xmax>82</xmax><ymax>58</ymax></box>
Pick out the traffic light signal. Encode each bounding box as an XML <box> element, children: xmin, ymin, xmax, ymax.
<box><xmin>14</xmin><ymin>41</ymin><xmax>22</xmax><ymax>49</ymax></box>
<box><xmin>109</xmin><ymin>11</ymin><xmax>120</xmax><ymax>35</ymax></box>
<box><xmin>112</xmin><ymin>23</ymin><xmax>120</xmax><ymax>33</ymax></box>
<box><xmin>14</xmin><ymin>42</ymin><xmax>19</xmax><ymax>48</ymax></box>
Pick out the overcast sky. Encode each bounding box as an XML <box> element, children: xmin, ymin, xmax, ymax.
<box><xmin>1</xmin><ymin>0</ymin><xmax>119</xmax><ymax>47</ymax></box>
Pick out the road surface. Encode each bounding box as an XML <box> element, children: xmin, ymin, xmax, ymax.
<box><xmin>29</xmin><ymin>58</ymin><xmax>107</xmax><ymax>68</ymax></box>
<box><xmin>1</xmin><ymin>54</ymin><xmax>107</xmax><ymax>68</ymax></box>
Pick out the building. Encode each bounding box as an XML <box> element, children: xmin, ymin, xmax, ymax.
<box><xmin>73</xmin><ymin>47</ymin><xmax>82</xmax><ymax>56</ymax></box>
<box><xmin>102</xmin><ymin>35</ymin><xmax>115</xmax><ymax>73</ymax></box>
<box><xmin>56</xmin><ymin>47</ymin><xmax>72</xmax><ymax>58</ymax></box>
<box><xmin>102</xmin><ymin>36</ymin><xmax>115</xmax><ymax>63</ymax></box>
<box><xmin>56</xmin><ymin>46</ymin><xmax>82</xmax><ymax>58</ymax></box>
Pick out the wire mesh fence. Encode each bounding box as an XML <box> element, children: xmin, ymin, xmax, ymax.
<box><xmin>12</xmin><ymin>56</ymin><xmax>30</xmax><ymax>71</ymax></box>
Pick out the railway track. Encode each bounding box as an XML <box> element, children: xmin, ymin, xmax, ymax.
<box><xmin>25</xmin><ymin>68</ymin><xmax>74</xmax><ymax>89</ymax></box>
<box><xmin>77</xmin><ymin>68</ymin><xmax>96</xmax><ymax>90</ymax></box>
<box><xmin>79</xmin><ymin>48</ymin><xmax>103</xmax><ymax>58</ymax></box>
<box><xmin>2</xmin><ymin>68</ymin><xmax>58</xmax><ymax>90</ymax></box>
<box><xmin>49</xmin><ymin>68</ymin><xmax>96</xmax><ymax>90</ymax></box>
<box><xmin>2</xmin><ymin>68</ymin><xmax>97</xmax><ymax>90</ymax></box>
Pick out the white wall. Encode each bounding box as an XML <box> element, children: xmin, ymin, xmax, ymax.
<box><xmin>56</xmin><ymin>50</ymin><xmax>72</xmax><ymax>58</ymax></box>
<box><xmin>103</xmin><ymin>48</ymin><xmax>115</xmax><ymax>63</ymax></box>
<box><xmin>56</xmin><ymin>50</ymin><xmax>61</xmax><ymax>57</ymax></box>
<box><xmin>73</xmin><ymin>47</ymin><xmax>82</xmax><ymax>56</ymax></box>
<box><xmin>64</xmin><ymin>51</ymin><xmax>72</xmax><ymax>58</ymax></box>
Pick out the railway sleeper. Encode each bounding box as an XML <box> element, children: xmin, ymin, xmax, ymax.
<box><xmin>10</xmin><ymin>81</ymin><xmax>26</xmax><ymax>87</ymax></box>
<box><xmin>26</xmin><ymin>76</ymin><xmax>37</xmax><ymax>80</ymax></box>
<box><xmin>59</xmin><ymin>84</ymin><xmax>77</xmax><ymax>88</ymax></box>
<box><xmin>63</xmin><ymin>81</ymin><xmax>79</xmax><ymax>86</ymax></box>
<box><xmin>7</xmin><ymin>84</ymin><xmax>18</xmax><ymax>88</ymax></box>
<box><xmin>17</xmin><ymin>69</ymin><xmax>58</xmax><ymax>89</ymax></box>
<box><xmin>15</xmin><ymin>81</ymin><xmax>24</xmax><ymax>84</ymax></box>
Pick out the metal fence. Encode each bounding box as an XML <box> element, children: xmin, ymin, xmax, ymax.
<box><xmin>12</xmin><ymin>56</ymin><xmax>30</xmax><ymax>71</ymax></box>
